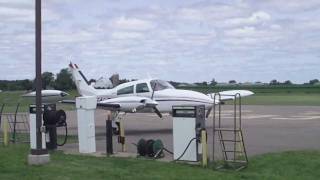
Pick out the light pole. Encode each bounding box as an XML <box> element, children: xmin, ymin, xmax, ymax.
<box><xmin>28</xmin><ymin>0</ymin><xmax>50</xmax><ymax>165</ymax></box>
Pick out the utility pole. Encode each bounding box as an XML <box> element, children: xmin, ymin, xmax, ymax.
<box><xmin>28</xmin><ymin>0</ymin><xmax>50</xmax><ymax>165</ymax></box>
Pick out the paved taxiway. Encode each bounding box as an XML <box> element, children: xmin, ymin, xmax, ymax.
<box><xmin>61</xmin><ymin>105</ymin><xmax>320</xmax><ymax>159</ymax></box>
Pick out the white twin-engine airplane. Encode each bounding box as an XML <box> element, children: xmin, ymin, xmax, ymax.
<box><xmin>68</xmin><ymin>63</ymin><xmax>254</xmax><ymax>118</ymax></box>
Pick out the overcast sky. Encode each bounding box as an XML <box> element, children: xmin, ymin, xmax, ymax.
<box><xmin>0</xmin><ymin>0</ymin><xmax>319</xmax><ymax>83</ymax></box>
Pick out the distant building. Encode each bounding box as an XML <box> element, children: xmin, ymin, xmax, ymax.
<box><xmin>93</xmin><ymin>77</ymin><xmax>113</xmax><ymax>89</ymax></box>
<box><xmin>109</xmin><ymin>74</ymin><xmax>120</xmax><ymax>87</ymax></box>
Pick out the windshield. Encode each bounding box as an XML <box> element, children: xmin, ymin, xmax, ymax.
<box><xmin>150</xmin><ymin>80</ymin><xmax>174</xmax><ymax>91</ymax></box>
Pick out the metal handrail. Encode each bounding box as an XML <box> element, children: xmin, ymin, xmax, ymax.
<box><xmin>211</xmin><ymin>92</ymin><xmax>248</xmax><ymax>167</ymax></box>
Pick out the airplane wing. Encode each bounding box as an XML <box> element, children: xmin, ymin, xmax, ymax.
<box><xmin>61</xmin><ymin>96</ymin><xmax>162</xmax><ymax>118</ymax></box>
<box><xmin>61</xmin><ymin>99</ymin><xmax>121</xmax><ymax>110</ymax></box>
<box><xmin>96</xmin><ymin>102</ymin><xmax>120</xmax><ymax>109</ymax></box>
<box><xmin>208</xmin><ymin>90</ymin><xmax>254</xmax><ymax>101</ymax></box>
<box><xmin>98</xmin><ymin>96</ymin><xmax>162</xmax><ymax>117</ymax></box>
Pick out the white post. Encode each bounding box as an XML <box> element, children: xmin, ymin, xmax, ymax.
<box><xmin>29</xmin><ymin>109</ymin><xmax>37</xmax><ymax>149</ymax></box>
<box><xmin>76</xmin><ymin>96</ymin><xmax>97</xmax><ymax>153</ymax></box>
<box><xmin>29</xmin><ymin>105</ymin><xmax>46</xmax><ymax>150</ymax></box>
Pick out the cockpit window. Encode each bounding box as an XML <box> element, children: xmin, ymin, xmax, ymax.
<box><xmin>150</xmin><ymin>80</ymin><xmax>174</xmax><ymax>91</ymax></box>
<box><xmin>117</xmin><ymin>85</ymin><xmax>134</xmax><ymax>95</ymax></box>
<box><xmin>136</xmin><ymin>83</ymin><xmax>150</xmax><ymax>93</ymax></box>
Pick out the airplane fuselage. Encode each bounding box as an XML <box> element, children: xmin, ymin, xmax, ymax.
<box><xmin>70</xmin><ymin>62</ymin><xmax>253</xmax><ymax>115</ymax></box>
<box><xmin>92</xmin><ymin>79</ymin><xmax>214</xmax><ymax>113</ymax></box>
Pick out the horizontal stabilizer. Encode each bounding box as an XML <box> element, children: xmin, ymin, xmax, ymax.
<box><xmin>208</xmin><ymin>90</ymin><xmax>254</xmax><ymax>101</ymax></box>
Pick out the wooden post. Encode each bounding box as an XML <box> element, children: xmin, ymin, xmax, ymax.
<box><xmin>201</xmin><ymin>129</ymin><xmax>208</xmax><ymax>167</ymax></box>
<box><xmin>3</xmin><ymin>119</ymin><xmax>9</xmax><ymax>147</ymax></box>
<box><xmin>119</xmin><ymin>118</ymin><xmax>126</xmax><ymax>152</ymax></box>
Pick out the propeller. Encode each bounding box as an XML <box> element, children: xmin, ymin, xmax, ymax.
<box><xmin>151</xmin><ymin>82</ymin><xmax>157</xmax><ymax>100</ymax></box>
<box><xmin>150</xmin><ymin>82</ymin><xmax>162</xmax><ymax>118</ymax></box>
<box><xmin>140</xmin><ymin>98</ymin><xmax>162</xmax><ymax>118</ymax></box>
<box><xmin>206</xmin><ymin>106</ymin><xmax>213</xmax><ymax>118</ymax></box>
<box><xmin>153</xmin><ymin>107</ymin><xmax>162</xmax><ymax>118</ymax></box>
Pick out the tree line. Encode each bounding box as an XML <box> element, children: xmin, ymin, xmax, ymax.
<box><xmin>189</xmin><ymin>78</ymin><xmax>320</xmax><ymax>86</ymax></box>
<box><xmin>0</xmin><ymin>68</ymin><xmax>319</xmax><ymax>91</ymax></box>
<box><xmin>0</xmin><ymin>68</ymin><xmax>75</xmax><ymax>91</ymax></box>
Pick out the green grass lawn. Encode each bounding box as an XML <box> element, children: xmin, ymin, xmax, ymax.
<box><xmin>0</xmin><ymin>144</ymin><xmax>320</xmax><ymax>180</ymax></box>
<box><xmin>233</xmin><ymin>94</ymin><xmax>320</xmax><ymax>106</ymax></box>
<box><xmin>181</xmin><ymin>85</ymin><xmax>320</xmax><ymax>106</ymax></box>
<box><xmin>0</xmin><ymin>90</ymin><xmax>79</xmax><ymax>113</ymax></box>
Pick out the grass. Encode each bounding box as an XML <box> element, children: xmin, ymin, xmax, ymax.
<box><xmin>180</xmin><ymin>84</ymin><xmax>320</xmax><ymax>94</ymax></box>
<box><xmin>228</xmin><ymin>94</ymin><xmax>320</xmax><ymax>106</ymax></box>
<box><xmin>0</xmin><ymin>144</ymin><xmax>320</xmax><ymax>180</ymax></box>
<box><xmin>0</xmin><ymin>90</ymin><xmax>79</xmax><ymax>113</ymax></box>
<box><xmin>180</xmin><ymin>85</ymin><xmax>320</xmax><ymax>106</ymax></box>
<box><xmin>3</xmin><ymin>133</ymin><xmax>78</xmax><ymax>145</ymax></box>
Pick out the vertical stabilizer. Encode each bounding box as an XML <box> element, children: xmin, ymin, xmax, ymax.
<box><xmin>69</xmin><ymin>62</ymin><xmax>98</xmax><ymax>96</ymax></box>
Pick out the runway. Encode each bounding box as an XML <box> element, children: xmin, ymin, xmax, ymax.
<box><xmin>61</xmin><ymin>105</ymin><xmax>320</xmax><ymax>159</ymax></box>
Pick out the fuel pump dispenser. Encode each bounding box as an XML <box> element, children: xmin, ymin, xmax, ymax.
<box><xmin>29</xmin><ymin>104</ymin><xmax>68</xmax><ymax>151</ymax></box>
<box><xmin>172</xmin><ymin>105</ymin><xmax>206</xmax><ymax>162</ymax></box>
<box><xmin>43</xmin><ymin>106</ymin><xmax>67</xmax><ymax>150</ymax></box>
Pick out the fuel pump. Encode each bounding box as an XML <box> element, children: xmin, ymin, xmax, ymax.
<box><xmin>172</xmin><ymin>105</ymin><xmax>206</xmax><ymax>162</ymax></box>
<box><xmin>42</xmin><ymin>104</ymin><xmax>68</xmax><ymax>150</ymax></box>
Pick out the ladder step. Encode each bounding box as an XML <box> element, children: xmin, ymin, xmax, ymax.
<box><xmin>215</xmin><ymin>128</ymin><xmax>241</xmax><ymax>131</ymax></box>
<box><xmin>225</xmin><ymin>160</ymin><xmax>248</xmax><ymax>163</ymax></box>
<box><xmin>222</xmin><ymin>150</ymin><xmax>243</xmax><ymax>153</ymax></box>
<box><xmin>220</xmin><ymin>139</ymin><xmax>242</xmax><ymax>142</ymax></box>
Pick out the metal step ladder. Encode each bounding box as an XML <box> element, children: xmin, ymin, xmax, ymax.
<box><xmin>212</xmin><ymin>93</ymin><xmax>248</xmax><ymax>170</ymax></box>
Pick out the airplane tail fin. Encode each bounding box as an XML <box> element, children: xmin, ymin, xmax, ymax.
<box><xmin>69</xmin><ymin>62</ymin><xmax>98</xmax><ymax>96</ymax></box>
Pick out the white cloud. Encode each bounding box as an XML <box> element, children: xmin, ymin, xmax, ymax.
<box><xmin>255</xmin><ymin>0</ymin><xmax>320</xmax><ymax>12</ymax></box>
<box><xmin>111</xmin><ymin>31</ymin><xmax>144</xmax><ymax>39</ymax></box>
<box><xmin>44</xmin><ymin>30</ymin><xmax>95</xmax><ymax>43</ymax></box>
<box><xmin>0</xmin><ymin>6</ymin><xmax>33</xmax><ymax>22</ymax></box>
<box><xmin>223</xmin><ymin>25</ymin><xmax>284</xmax><ymax>47</ymax></box>
<box><xmin>110</xmin><ymin>16</ymin><xmax>156</xmax><ymax>31</ymax></box>
<box><xmin>174</xmin><ymin>3</ymin><xmax>248</xmax><ymax>22</ymax></box>
<box><xmin>0</xmin><ymin>1</ymin><xmax>61</xmax><ymax>23</ymax></box>
<box><xmin>225</xmin><ymin>26</ymin><xmax>257</xmax><ymax>37</ymax></box>
<box><xmin>270</xmin><ymin>24</ymin><xmax>281</xmax><ymax>30</ymax></box>
<box><xmin>0</xmin><ymin>6</ymin><xmax>31</xmax><ymax>16</ymax></box>
<box><xmin>0</xmin><ymin>0</ymin><xmax>319</xmax><ymax>83</ymax></box>
<box><xmin>225</xmin><ymin>11</ymin><xmax>271</xmax><ymax>27</ymax></box>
